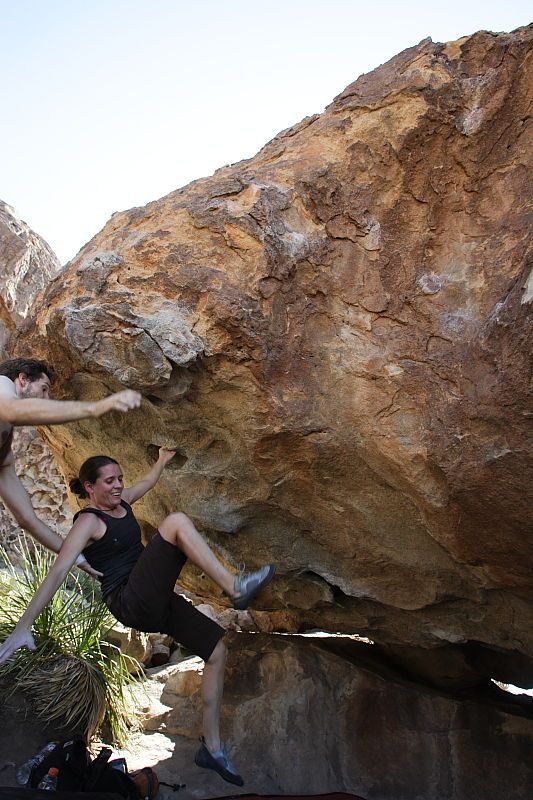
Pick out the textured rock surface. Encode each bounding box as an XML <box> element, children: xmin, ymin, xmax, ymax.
<box><xmin>105</xmin><ymin>623</ymin><xmax>154</xmax><ymax>670</ymax></box>
<box><xmin>127</xmin><ymin>635</ymin><xmax>533</xmax><ymax>800</ymax></box>
<box><xmin>0</xmin><ymin>201</ymin><xmax>61</xmax><ymax>359</ymax></box>
<box><xmin>0</xmin><ymin>202</ymin><xmax>69</xmax><ymax>552</ymax></box>
<box><xmin>0</xmin><ymin>422</ymin><xmax>72</xmax><ymax>558</ymax></box>
<box><xmin>13</xmin><ymin>27</ymin><xmax>533</xmax><ymax>684</ymax></box>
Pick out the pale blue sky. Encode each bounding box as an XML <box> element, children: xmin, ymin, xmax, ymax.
<box><xmin>1</xmin><ymin>0</ymin><xmax>531</xmax><ymax>263</ymax></box>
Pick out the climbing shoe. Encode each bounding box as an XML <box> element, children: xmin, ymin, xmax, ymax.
<box><xmin>194</xmin><ymin>738</ymin><xmax>244</xmax><ymax>786</ymax></box>
<box><xmin>231</xmin><ymin>564</ymin><xmax>275</xmax><ymax>610</ymax></box>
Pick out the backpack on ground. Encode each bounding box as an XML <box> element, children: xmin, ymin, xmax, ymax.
<box><xmin>27</xmin><ymin>737</ymin><xmax>158</xmax><ymax>798</ymax></box>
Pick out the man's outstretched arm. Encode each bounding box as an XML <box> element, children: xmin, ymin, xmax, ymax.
<box><xmin>0</xmin><ymin>458</ymin><xmax>102</xmax><ymax>578</ymax></box>
<box><xmin>0</xmin><ymin>377</ymin><xmax>141</xmax><ymax>426</ymax></box>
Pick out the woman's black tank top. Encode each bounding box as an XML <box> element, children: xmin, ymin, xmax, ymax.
<box><xmin>77</xmin><ymin>500</ymin><xmax>144</xmax><ymax>599</ymax></box>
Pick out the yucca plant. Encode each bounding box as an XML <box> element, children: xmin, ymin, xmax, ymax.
<box><xmin>0</xmin><ymin>542</ymin><xmax>143</xmax><ymax>744</ymax></box>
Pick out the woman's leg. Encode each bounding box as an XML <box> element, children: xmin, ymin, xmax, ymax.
<box><xmin>158</xmin><ymin>512</ymin><xmax>236</xmax><ymax>596</ymax></box>
<box><xmin>196</xmin><ymin>640</ymin><xmax>243</xmax><ymax>785</ymax></box>
<box><xmin>202</xmin><ymin>638</ymin><xmax>227</xmax><ymax>752</ymax></box>
<box><xmin>161</xmin><ymin>592</ymin><xmax>228</xmax><ymax>753</ymax></box>
<box><xmin>162</xmin><ymin>593</ymin><xmax>242</xmax><ymax>784</ymax></box>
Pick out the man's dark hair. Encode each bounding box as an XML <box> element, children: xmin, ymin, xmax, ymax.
<box><xmin>0</xmin><ymin>358</ymin><xmax>55</xmax><ymax>383</ymax></box>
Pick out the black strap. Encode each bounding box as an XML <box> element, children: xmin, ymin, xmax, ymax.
<box><xmin>143</xmin><ymin>768</ymin><xmax>155</xmax><ymax>800</ymax></box>
<box><xmin>159</xmin><ymin>780</ymin><xmax>186</xmax><ymax>792</ymax></box>
<box><xmin>75</xmin><ymin>507</ymin><xmax>110</xmax><ymax>523</ymax></box>
<box><xmin>84</xmin><ymin>748</ymin><xmax>112</xmax><ymax>791</ymax></box>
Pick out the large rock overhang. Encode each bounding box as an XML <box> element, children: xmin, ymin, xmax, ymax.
<box><xmin>15</xmin><ymin>26</ymin><xmax>533</xmax><ymax>689</ymax></box>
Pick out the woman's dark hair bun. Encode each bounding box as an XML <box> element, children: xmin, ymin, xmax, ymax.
<box><xmin>69</xmin><ymin>477</ymin><xmax>88</xmax><ymax>499</ymax></box>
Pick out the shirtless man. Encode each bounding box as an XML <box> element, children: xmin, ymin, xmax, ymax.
<box><xmin>0</xmin><ymin>357</ymin><xmax>141</xmax><ymax>574</ymax></box>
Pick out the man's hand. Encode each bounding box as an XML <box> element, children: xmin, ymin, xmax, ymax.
<box><xmin>0</xmin><ymin>626</ymin><xmax>36</xmax><ymax>666</ymax></box>
<box><xmin>93</xmin><ymin>390</ymin><xmax>141</xmax><ymax>417</ymax></box>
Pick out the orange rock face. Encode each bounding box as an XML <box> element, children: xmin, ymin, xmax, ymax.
<box><xmin>19</xmin><ymin>28</ymin><xmax>533</xmax><ymax>683</ymax></box>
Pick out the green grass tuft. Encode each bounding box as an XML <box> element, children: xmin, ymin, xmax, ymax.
<box><xmin>0</xmin><ymin>542</ymin><xmax>143</xmax><ymax>744</ymax></box>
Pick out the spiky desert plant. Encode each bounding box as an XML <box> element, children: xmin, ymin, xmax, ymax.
<box><xmin>17</xmin><ymin>655</ymin><xmax>107</xmax><ymax>739</ymax></box>
<box><xmin>0</xmin><ymin>542</ymin><xmax>142</xmax><ymax>744</ymax></box>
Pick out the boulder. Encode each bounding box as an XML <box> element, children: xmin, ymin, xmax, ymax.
<box><xmin>10</xmin><ymin>27</ymin><xmax>533</xmax><ymax>686</ymax></box>
<box><xmin>0</xmin><ymin>200</ymin><xmax>61</xmax><ymax>358</ymax></box>
<box><xmin>105</xmin><ymin>623</ymin><xmax>152</xmax><ymax>669</ymax></box>
<box><xmin>127</xmin><ymin>634</ymin><xmax>533</xmax><ymax>800</ymax></box>
<box><xmin>2</xmin><ymin>637</ymin><xmax>531</xmax><ymax>799</ymax></box>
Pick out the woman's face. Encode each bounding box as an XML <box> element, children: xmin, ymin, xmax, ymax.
<box><xmin>86</xmin><ymin>463</ymin><xmax>124</xmax><ymax>509</ymax></box>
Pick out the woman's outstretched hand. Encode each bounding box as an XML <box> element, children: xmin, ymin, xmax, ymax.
<box><xmin>121</xmin><ymin>447</ymin><xmax>180</xmax><ymax>505</ymax></box>
<box><xmin>0</xmin><ymin>626</ymin><xmax>36</xmax><ymax>665</ymax></box>
<box><xmin>158</xmin><ymin>447</ymin><xmax>178</xmax><ymax>466</ymax></box>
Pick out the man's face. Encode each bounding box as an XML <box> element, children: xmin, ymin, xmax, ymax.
<box><xmin>21</xmin><ymin>373</ymin><xmax>52</xmax><ymax>399</ymax></box>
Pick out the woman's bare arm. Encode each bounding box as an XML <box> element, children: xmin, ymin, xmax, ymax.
<box><xmin>122</xmin><ymin>447</ymin><xmax>177</xmax><ymax>505</ymax></box>
<box><xmin>0</xmin><ymin>514</ymin><xmax>100</xmax><ymax>664</ymax></box>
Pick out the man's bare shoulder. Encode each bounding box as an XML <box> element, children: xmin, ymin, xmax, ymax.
<box><xmin>0</xmin><ymin>377</ymin><xmax>17</xmax><ymax>433</ymax></box>
<box><xmin>0</xmin><ymin>376</ymin><xmax>17</xmax><ymax>399</ymax></box>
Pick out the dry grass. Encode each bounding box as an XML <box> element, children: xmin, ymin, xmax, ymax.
<box><xmin>17</xmin><ymin>655</ymin><xmax>106</xmax><ymax>739</ymax></box>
